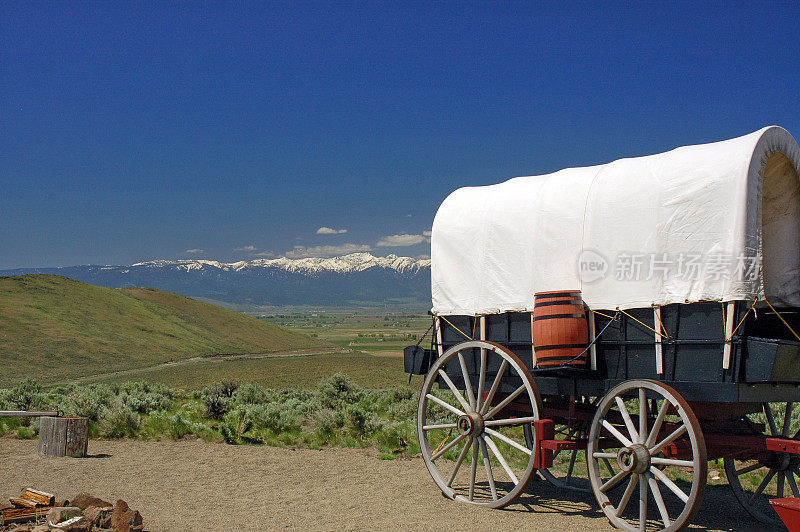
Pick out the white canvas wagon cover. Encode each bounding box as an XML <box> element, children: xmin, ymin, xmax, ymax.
<box><xmin>431</xmin><ymin>126</ymin><xmax>800</xmax><ymax>315</ymax></box>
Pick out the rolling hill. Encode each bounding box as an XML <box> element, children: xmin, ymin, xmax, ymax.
<box><xmin>0</xmin><ymin>275</ymin><xmax>325</xmax><ymax>385</ymax></box>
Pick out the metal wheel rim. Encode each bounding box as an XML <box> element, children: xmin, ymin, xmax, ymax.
<box><xmin>723</xmin><ymin>401</ymin><xmax>800</xmax><ymax>525</ymax></box>
<box><xmin>587</xmin><ymin>380</ymin><xmax>707</xmax><ymax>532</ymax></box>
<box><xmin>417</xmin><ymin>339</ymin><xmax>542</xmax><ymax>508</ymax></box>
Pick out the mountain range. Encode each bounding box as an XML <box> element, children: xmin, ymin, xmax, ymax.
<box><xmin>0</xmin><ymin>253</ymin><xmax>432</xmax><ymax>309</ymax></box>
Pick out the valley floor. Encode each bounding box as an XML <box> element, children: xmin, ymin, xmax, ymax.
<box><xmin>0</xmin><ymin>439</ymin><xmax>768</xmax><ymax>531</ymax></box>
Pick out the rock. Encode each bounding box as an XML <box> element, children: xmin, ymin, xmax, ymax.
<box><xmin>111</xmin><ymin>499</ymin><xmax>143</xmax><ymax>532</ymax></box>
<box><xmin>85</xmin><ymin>505</ymin><xmax>114</xmax><ymax>528</ymax></box>
<box><xmin>31</xmin><ymin>526</ymin><xmax>50</xmax><ymax>532</ymax></box>
<box><xmin>9</xmin><ymin>525</ymin><xmax>32</xmax><ymax>532</ymax></box>
<box><xmin>71</xmin><ymin>492</ymin><xmax>112</xmax><ymax>510</ymax></box>
<box><xmin>47</xmin><ymin>506</ymin><xmax>82</xmax><ymax>525</ymax></box>
<box><xmin>52</xmin><ymin>515</ymin><xmax>90</xmax><ymax>532</ymax></box>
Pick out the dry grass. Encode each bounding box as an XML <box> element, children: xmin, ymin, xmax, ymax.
<box><xmin>0</xmin><ymin>275</ymin><xmax>324</xmax><ymax>385</ymax></box>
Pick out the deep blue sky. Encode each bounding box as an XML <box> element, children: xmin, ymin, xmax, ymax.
<box><xmin>2</xmin><ymin>2</ymin><xmax>799</xmax><ymax>269</ymax></box>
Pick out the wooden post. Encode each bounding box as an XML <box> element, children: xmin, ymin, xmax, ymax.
<box><xmin>723</xmin><ymin>301</ymin><xmax>736</xmax><ymax>370</ymax></box>
<box><xmin>435</xmin><ymin>317</ymin><xmax>443</xmax><ymax>357</ymax></box>
<box><xmin>530</xmin><ymin>312</ymin><xmax>538</xmax><ymax>367</ymax></box>
<box><xmin>588</xmin><ymin>311</ymin><xmax>597</xmax><ymax>370</ymax></box>
<box><xmin>654</xmin><ymin>306</ymin><xmax>664</xmax><ymax>375</ymax></box>
<box><xmin>37</xmin><ymin>417</ymin><xmax>88</xmax><ymax>457</ymax></box>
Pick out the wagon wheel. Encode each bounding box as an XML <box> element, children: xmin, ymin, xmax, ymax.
<box><xmin>724</xmin><ymin>401</ymin><xmax>800</xmax><ymax>525</ymax></box>
<box><xmin>417</xmin><ymin>340</ymin><xmax>542</xmax><ymax>508</ymax></box>
<box><xmin>587</xmin><ymin>380</ymin><xmax>707</xmax><ymax>531</ymax></box>
<box><xmin>523</xmin><ymin>396</ymin><xmax>596</xmax><ymax>492</ymax></box>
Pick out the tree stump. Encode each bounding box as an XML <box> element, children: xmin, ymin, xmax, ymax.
<box><xmin>37</xmin><ymin>417</ymin><xmax>88</xmax><ymax>457</ymax></box>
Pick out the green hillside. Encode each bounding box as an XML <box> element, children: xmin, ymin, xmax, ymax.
<box><xmin>0</xmin><ymin>275</ymin><xmax>325</xmax><ymax>385</ymax></box>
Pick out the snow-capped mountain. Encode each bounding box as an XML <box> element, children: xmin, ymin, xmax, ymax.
<box><xmin>131</xmin><ymin>252</ymin><xmax>430</xmax><ymax>275</ymax></box>
<box><xmin>0</xmin><ymin>253</ymin><xmax>432</xmax><ymax>308</ymax></box>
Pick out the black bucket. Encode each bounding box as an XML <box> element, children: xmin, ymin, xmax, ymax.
<box><xmin>404</xmin><ymin>345</ymin><xmax>433</xmax><ymax>375</ymax></box>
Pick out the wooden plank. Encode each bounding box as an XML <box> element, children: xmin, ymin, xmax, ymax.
<box><xmin>723</xmin><ymin>301</ymin><xmax>735</xmax><ymax>370</ymax></box>
<box><xmin>38</xmin><ymin>416</ymin><xmax>59</xmax><ymax>456</ymax></box>
<box><xmin>65</xmin><ymin>418</ymin><xmax>89</xmax><ymax>457</ymax></box>
<box><xmin>2</xmin><ymin>506</ymin><xmax>51</xmax><ymax>522</ymax></box>
<box><xmin>588</xmin><ymin>311</ymin><xmax>597</xmax><ymax>371</ymax></box>
<box><xmin>9</xmin><ymin>497</ymin><xmax>37</xmax><ymax>509</ymax></box>
<box><xmin>654</xmin><ymin>306</ymin><xmax>664</xmax><ymax>374</ymax></box>
<box><xmin>435</xmin><ymin>317</ymin><xmax>443</xmax><ymax>357</ymax></box>
<box><xmin>20</xmin><ymin>488</ymin><xmax>55</xmax><ymax>507</ymax></box>
<box><xmin>530</xmin><ymin>312</ymin><xmax>537</xmax><ymax>367</ymax></box>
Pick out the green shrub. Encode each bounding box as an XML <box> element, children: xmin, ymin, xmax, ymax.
<box><xmin>100</xmin><ymin>405</ymin><xmax>139</xmax><ymax>438</ymax></box>
<box><xmin>10</xmin><ymin>378</ymin><xmax>41</xmax><ymax>410</ymax></box>
<box><xmin>65</xmin><ymin>385</ymin><xmax>113</xmax><ymax>421</ymax></box>
<box><xmin>233</xmin><ymin>383</ymin><xmax>275</xmax><ymax>405</ymax></box>
<box><xmin>0</xmin><ymin>389</ymin><xmax>15</xmax><ymax>410</ymax></box>
<box><xmin>16</xmin><ymin>426</ymin><xmax>35</xmax><ymax>439</ymax></box>
<box><xmin>119</xmin><ymin>381</ymin><xmax>173</xmax><ymax>414</ymax></box>
<box><xmin>201</xmin><ymin>381</ymin><xmax>239</xmax><ymax>418</ymax></box>
<box><xmin>219</xmin><ymin>421</ymin><xmax>238</xmax><ymax>444</ymax></box>
<box><xmin>345</xmin><ymin>403</ymin><xmax>382</xmax><ymax>436</ymax></box>
<box><xmin>166</xmin><ymin>413</ymin><xmax>192</xmax><ymax>440</ymax></box>
<box><xmin>251</xmin><ymin>403</ymin><xmax>302</xmax><ymax>433</ymax></box>
<box><xmin>313</xmin><ymin>408</ymin><xmax>338</xmax><ymax>440</ymax></box>
<box><xmin>317</xmin><ymin>373</ymin><xmax>363</xmax><ymax>410</ymax></box>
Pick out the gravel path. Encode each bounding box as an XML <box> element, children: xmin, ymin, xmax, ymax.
<box><xmin>0</xmin><ymin>439</ymin><xmax>771</xmax><ymax>531</ymax></box>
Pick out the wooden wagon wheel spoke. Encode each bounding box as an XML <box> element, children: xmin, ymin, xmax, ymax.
<box><xmin>724</xmin><ymin>401</ymin><xmax>800</xmax><ymax>525</ymax></box>
<box><xmin>646</xmin><ymin>400</ymin><xmax>671</xmax><ymax>448</ymax></box>
<box><xmin>588</xmin><ymin>380</ymin><xmax>706</xmax><ymax>532</ymax></box>
<box><xmin>616</xmin><ymin>474</ymin><xmax>638</xmax><ymax>518</ymax></box>
<box><xmin>648</xmin><ymin>472</ymin><xmax>671</xmax><ymax>528</ymax></box>
<box><xmin>616</xmin><ymin>397</ymin><xmax>640</xmax><ymax>444</ymax></box>
<box><xmin>431</xmin><ymin>433</ymin><xmax>467</xmax><ymax>461</ymax></box>
<box><xmin>480</xmin><ymin>359</ymin><xmax>508</xmax><ymax>416</ymax></box>
<box><xmin>417</xmin><ymin>339</ymin><xmax>542</xmax><ymax>509</ymax></box>
<box><xmin>763</xmin><ymin>402</ymin><xmax>778</xmax><ymax>435</ymax></box>
<box><xmin>484</xmin><ymin>416</ymin><xmax>536</xmax><ymax>427</ymax></box>
<box><xmin>484</xmin><ymin>434</ymin><xmax>519</xmax><ymax>485</ymax></box>
<box><xmin>789</xmin><ymin>469</ymin><xmax>800</xmax><ymax>497</ymax></box>
<box><xmin>483</xmin><ymin>384</ymin><xmax>526</xmax><ymax>421</ymax></box>
<box><xmin>422</xmin><ymin>422</ymin><xmax>458</xmax><ymax>431</ymax></box>
<box><xmin>638</xmin><ymin>474</ymin><xmax>648</xmax><ymax>532</ymax></box>
<box><xmin>649</xmin><ymin>424</ymin><xmax>687</xmax><ymax>456</ymax></box>
<box><xmin>457</xmin><ymin>352</ymin><xmax>477</xmax><ymax>411</ymax></box>
<box><xmin>602</xmin><ymin>419</ymin><xmax>633</xmax><ymax>448</ymax></box>
<box><xmin>484</xmin><ymin>427</ymin><xmax>531</xmax><ymax>455</ymax></box>
<box><xmin>476</xmin><ymin>349</ymin><xmax>487</xmax><ymax>413</ymax></box>
<box><xmin>437</xmin><ymin>369</ymin><xmax>472</xmax><ymax>413</ymax></box>
<box><xmin>425</xmin><ymin>394</ymin><xmax>465</xmax><ymax>417</ymax></box>
<box><xmin>784</xmin><ymin>402</ymin><xmax>795</xmax><ymax>437</ymax></box>
<box><xmin>600</xmin><ymin>469</ymin><xmax>630</xmax><ymax>492</ymax></box>
<box><xmin>447</xmin><ymin>436</ymin><xmax>473</xmax><ymax>487</ymax></box>
<box><xmin>479</xmin><ymin>436</ymin><xmax>498</xmax><ymax>500</ymax></box>
<box><xmin>469</xmin><ymin>442</ymin><xmax>478</xmax><ymax>501</ymax></box>
<box><xmin>638</xmin><ymin>389</ymin><xmax>647</xmax><ymax>446</ymax></box>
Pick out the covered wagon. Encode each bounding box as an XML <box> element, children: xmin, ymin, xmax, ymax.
<box><xmin>405</xmin><ymin>126</ymin><xmax>800</xmax><ymax>530</ymax></box>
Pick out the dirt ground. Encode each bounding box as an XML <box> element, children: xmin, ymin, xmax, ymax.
<box><xmin>0</xmin><ymin>439</ymin><xmax>773</xmax><ymax>531</ymax></box>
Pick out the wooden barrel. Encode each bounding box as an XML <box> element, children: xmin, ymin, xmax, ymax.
<box><xmin>532</xmin><ymin>290</ymin><xmax>589</xmax><ymax>368</ymax></box>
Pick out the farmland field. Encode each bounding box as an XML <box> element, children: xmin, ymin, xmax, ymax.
<box><xmin>75</xmin><ymin>311</ymin><xmax>433</xmax><ymax>389</ymax></box>
<box><xmin>262</xmin><ymin>311</ymin><xmax>432</xmax><ymax>355</ymax></box>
